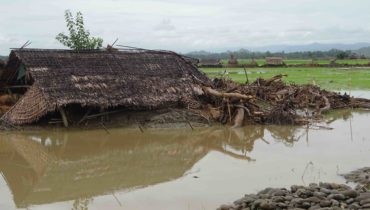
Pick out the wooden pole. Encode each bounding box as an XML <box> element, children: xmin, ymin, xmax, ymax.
<box><xmin>59</xmin><ymin>107</ymin><xmax>69</xmax><ymax>128</ymax></box>
<box><xmin>243</xmin><ymin>65</ymin><xmax>249</xmax><ymax>84</ymax></box>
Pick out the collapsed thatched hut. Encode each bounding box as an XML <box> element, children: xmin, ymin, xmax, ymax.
<box><xmin>199</xmin><ymin>58</ymin><xmax>222</xmax><ymax>67</ymax></box>
<box><xmin>0</xmin><ymin>49</ymin><xmax>211</xmax><ymax>126</ymax></box>
<box><xmin>228</xmin><ymin>54</ymin><xmax>238</xmax><ymax>66</ymax></box>
<box><xmin>265</xmin><ymin>57</ymin><xmax>284</xmax><ymax>66</ymax></box>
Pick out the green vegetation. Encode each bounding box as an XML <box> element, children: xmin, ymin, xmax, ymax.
<box><xmin>220</xmin><ymin>59</ymin><xmax>370</xmax><ymax>66</ymax></box>
<box><xmin>186</xmin><ymin>48</ymin><xmax>369</xmax><ymax>61</ymax></box>
<box><xmin>201</xmin><ymin>67</ymin><xmax>370</xmax><ymax>90</ymax></box>
<box><xmin>56</xmin><ymin>10</ymin><xmax>103</xmax><ymax>50</ymax></box>
<box><xmin>335</xmin><ymin>59</ymin><xmax>370</xmax><ymax>65</ymax></box>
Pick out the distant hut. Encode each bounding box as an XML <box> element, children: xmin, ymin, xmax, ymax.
<box><xmin>330</xmin><ymin>58</ymin><xmax>337</xmax><ymax>65</ymax></box>
<box><xmin>265</xmin><ymin>57</ymin><xmax>284</xmax><ymax>66</ymax></box>
<box><xmin>228</xmin><ymin>54</ymin><xmax>238</xmax><ymax>66</ymax></box>
<box><xmin>247</xmin><ymin>58</ymin><xmax>258</xmax><ymax>67</ymax></box>
<box><xmin>199</xmin><ymin>59</ymin><xmax>222</xmax><ymax>68</ymax></box>
<box><xmin>0</xmin><ymin>49</ymin><xmax>211</xmax><ymax>126</ymax></box>
<box><xmin>349</xmin><ymin>53</ymin><xmax>360</xmax><ymax>60</ymax></box>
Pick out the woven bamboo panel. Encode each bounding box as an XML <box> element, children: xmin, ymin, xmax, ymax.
<box><xmin>1</xmin><ymin>84</ymin><xmax>52</xmax><ymax>125</ymax></box>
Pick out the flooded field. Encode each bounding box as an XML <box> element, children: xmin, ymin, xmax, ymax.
<box><xmin>1</xmin><ymin>105</ymin><xmax>370</xmax><ymax>210</ymax></box>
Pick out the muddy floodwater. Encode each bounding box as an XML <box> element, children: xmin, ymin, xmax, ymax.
<box><xmin>1</xmin><ymin>98</ymin><xmax>370</xmax><ymax>210</ymax></box>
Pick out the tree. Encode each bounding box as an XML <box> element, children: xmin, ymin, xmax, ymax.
<box><xmin>56</xmin><ymin>10</ymin><xmax>103</xmax><ymax>50</ymax></box>
<box><xmin>336</xmin><ymin>51</ymin><xmax>350</xmax><ymax>60</ymax></box>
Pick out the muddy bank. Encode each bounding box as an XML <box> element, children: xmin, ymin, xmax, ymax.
<box><xmin>217</xmin><ymin>168</ymin><xmax>370</xmax><ymax>210</ymax></box>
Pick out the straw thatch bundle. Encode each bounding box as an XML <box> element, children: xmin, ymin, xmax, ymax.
<box><xmin>0</xmin><ymin>49</ymin><xmax>210</xmax><ymax>125</ymax></box>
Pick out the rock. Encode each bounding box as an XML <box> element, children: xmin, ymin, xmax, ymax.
<box><xmin>360</xmin><ymin>198</ymin><xmax>370</xmax><ymax>205</ymax></box>
<box><xmin>348</xmin><ymin>203</ymin><xmax>361</xmax><ymax>210</ymax></box>
<box><xmin>319</xmin><ymin>188</ymin><xmax>332</xmax><ymax>195</ymax></box>
<box><xmin>272</xmin><ymin>196</ymin><xmax>285</xmax><ymax>203</ymax></box>
<box><xmin>356</xmin><ymin>192</ymin><xmax>370</xmax><ymax>201</ymax></box>
<box><xmin>328</xmin><ymin>193</ymin><xmax>346</xmax><ymax>201</ymax></box>
<box><xmin>258</xmin><ymin>188</ymin><xmax>274</xmax><ymax>195</ymax></box>
<box><xmin>346</xmin><ymin>198</ymin><xmax>355</xmax><ymax>204</ymax></box>
<box><xmin>234</xmin><ymin>196</ymin><xmax>256</xmax><ymax>205</ymax></box>
<box><xmin>343</xmin><ymin>190</ymin><xmax>358</xmax><ymax>198</ymax></box>
<box><xmin>331</xmin><ymin>199</ymin><xmax>339</xmax><ymax>206</ymax></box>
<box><xmin>259</xmin><ymin>200</ymin><xmax>276</xmax><ymax>210</ymax></box>
<box><xmin>252</xmin><ymin>199</ymin><xmax>264</xmax><ymax>207</ymax></box>
<box><xmin>296</xmin><ymin>188</ymin><xmax>313</xmax><ymax>198</ymax></box>
<box><xmin>276</xmin><ymin>202</ymin><xmax>288</xmax><ymax>208</ymax></box>
<box><xmin>217</xmin><ymin>204</ymin><xmax>235</xmax><ymax>210</ymax></box>
<box><xmin>319</xmin><ymin>182</ymin><xmax>332</xmax><ymax>189</ymax></box>
<box><xmin>308</xmin><ymin>205</ymin><xmax>321</xmax><ymax>210</ymax></box>
<box><xmin>272</xmin><ymin>189</ymin><xmax>287</xmax><ymax>196</ymax></box>
<box><xmin>217</xmin><ymin>181</ymin><xmax>369</xmax><ymax>210</ymax></box>
<box><xmin>300</xmin><ymin>202</ymin><xmax>311</xmax><ymax>208</ymax></box>
<box><xmin>319</xmin><ymin>200</ymin><xmax>332</xmax><ymax>207</ymax></box>
<box><xmin>306</xmin><ymin>196</ymin><xmax>321</xmax><ymax>203</ymax></box>
<box><xmin>285</xmin><ymin>195</ymin><xmax>293</xmax><ymax>201</ymax></box>
<box><xmin>313</xmin><ymin>191</ymin><xmax>327</xmax><ymax>198</ymax></box>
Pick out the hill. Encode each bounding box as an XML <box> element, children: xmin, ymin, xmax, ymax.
<box><xmin>356</xmin><ymin>47</ymin><xmax>370</xmax><ymax>57</ymax></box>
<box><xmin>248</xmin><ymin>42</ymin><xmax>370</xmax><ymax>53</ymax></box>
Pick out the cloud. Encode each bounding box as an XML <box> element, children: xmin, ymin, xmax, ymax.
<box><xmin>0</xmin><ymin>0</ymin><xmax>370</xmax><ymax>54</ymax></box>
<box><xmin>154</xmin><ymin>19</ymin><xmax>176</xmax><ymax>31</ymax></box>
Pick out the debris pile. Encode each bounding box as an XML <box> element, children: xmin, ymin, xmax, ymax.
<box><xmin>203</xmin><ymin>75</ymin><xmax>370</xmax><ymax>127</ymax></box>
<box><xmin>217</xmin><ymin>182</ymin><xmax>370</xmax><ymax>210</ymax></box>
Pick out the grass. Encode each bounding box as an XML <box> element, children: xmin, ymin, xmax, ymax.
<box><xmin>201</xmin><ymin>67</ymin><xmax>370</xmax><ymax>90</ymax></box>
<box><xmin>221</xmin><ymin>59</ymin><xmax>370</xmax><ymax>66</ymax></box>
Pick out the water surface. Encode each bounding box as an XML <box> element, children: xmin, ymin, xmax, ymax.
<box><xmin>0</xmin><ymin>106</ymin><xmax>370</xmax><ymax>210</ymax></box>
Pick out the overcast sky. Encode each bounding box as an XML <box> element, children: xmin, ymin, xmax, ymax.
<box><xmin>0</xmin><ymin>0</ymin><xmax>370</xmax><ymax>54</ymax></box>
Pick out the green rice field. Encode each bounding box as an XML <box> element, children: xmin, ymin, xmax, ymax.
<box><xmin>221</xmin><ymin>59</ymin><xmax>370</xmax><ymax>66</ymax></box>
<box><xmin>201</xmin><ymin>67</ymin><xmax>370</xmax><ymax>90</ymax></box>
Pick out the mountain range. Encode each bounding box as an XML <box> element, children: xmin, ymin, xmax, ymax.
<box><xmin>247</xmin><ymin>42</ymin><xmax>370</xmax><ymax>53</ymax></box>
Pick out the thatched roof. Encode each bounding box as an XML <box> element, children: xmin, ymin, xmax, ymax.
<box><xmin>1</xmin><ymin>49</ymin><xmax>210</xmax><ymax>125</ymax></box>
<box><xmin>199</xmin><ymin>58</ymin><xmax>222</xmax><ymax>67</ymax></box>
<box><xmin>265</xmin><ymin>57</ymin><xmax>284</xmax><ymax>65</ymax></box>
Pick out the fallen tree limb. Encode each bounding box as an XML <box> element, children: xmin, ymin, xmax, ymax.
<box><xmin>232</xmin><ymin>107</ymin><xmax>245</xmax><ymax>128</ymax></box>
<box><xmin>203</xmin><ymin>87</ymin><xmax>253</xmax><ymax>100</ymax></box>
<box><xmin>233</xmin><ymin>104</ymin><xmax>251</xmax><ymax>116</ymax></box>
<box><xmin>264</xmin><ymin>74</ymin><xmax>287</xmax><ymax>86</ymax></box>
<box><xmin>309</xmin><ymin>90</ymin><xmax>331</xmax><ymax>114</ymax></box>
<box><xmin>320</xmin><ymin>95</ymin><xmax>331</xmax><ymax>114</ymax></box>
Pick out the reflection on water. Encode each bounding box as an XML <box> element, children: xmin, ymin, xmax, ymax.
<box><xmin>0</xmin><ymin>109</ymin><xmax>369</xmax><ymax>210</ymax></box>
